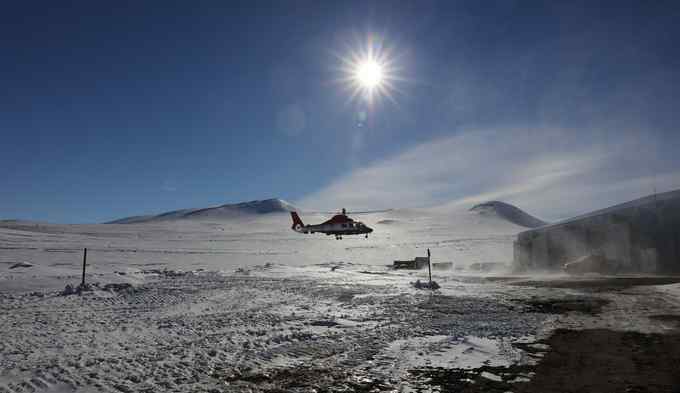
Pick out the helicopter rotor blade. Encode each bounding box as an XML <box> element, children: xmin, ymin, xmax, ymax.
<box><xmin>310</xmin><ymin>209</ymin><xmax>393</xmax><ymax>215</ymax></box>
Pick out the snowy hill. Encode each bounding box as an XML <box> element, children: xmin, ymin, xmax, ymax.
<box><xmin>107</xmin><ymin>198</ymin><xmax>298</xmax><ymax>224</ymax></box>
<box><xmin>469</xmin><ymin>201</ymin><xmax>546</xmax><ymax>228</ymax></box>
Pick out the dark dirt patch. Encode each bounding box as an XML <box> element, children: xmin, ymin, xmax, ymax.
<box><xmin>408</xmin><ymin>329</ymin><xmax>680</xmax><ymax>393</ymax></box>
<box><xmin>102</xmin><ymin>283</ymin><xmax>135</xmax><ymax>292</ymax></box>
<box><xmin>521</xmin><ymin>296</ymin><xmax>610</xmax><ymax>315</ymax></box>
<box><xmin>509</xmin><ymin>276</ymin><xmax>680</xmax><ymax>291</ymax></box>
<box><xmin>484</xmin><ymin>276</ymin><xmax>533</xmax><ymax>283</ymax></box>
<box><xmin>358</xmin><ymin>270</ymin><xmax>389</xmax><ymax>275</ymax></box>
<box><xmin>520</xmin><ymin>329</ymin><xmax>680</xmax><ymax>393</ymax></box>
<box><xmin>308</xmin><ymin>320</ymin><xmax>341</xmax><ymax>327</ymax></box>
<box><xmin>336</xmin><ymin>292</ymin><xmax>356</xmax><ymax>303</ymax></box>
<box><xmin>9</xmin><ymin>262</ymin><xmax>33</xmax><ymax>269</ymax></box>
<box><xmin>650</xmin><ymin>314</ymin><xmax>680</xmax><ymax>322</ymax></box>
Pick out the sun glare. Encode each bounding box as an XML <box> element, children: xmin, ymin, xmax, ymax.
<box><xmin>337</xmin><ymin>35</ymin><xmax>400</xmax><ymax>106</ymax></box>
<box><xmin>355</xmin><ymin>60</ymin><xmax>384</xmax><ymax>89</ymax></box>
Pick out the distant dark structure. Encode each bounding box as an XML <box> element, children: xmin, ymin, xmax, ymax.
<box><xmin>513</xmin><ymin>190</ymin><xmax>680</xmax><ymax>274</ymax></box>
<box><xmin>393</xmin><ymin>257</ymin><xmax>429</xmax><ymax>270</ymax></box>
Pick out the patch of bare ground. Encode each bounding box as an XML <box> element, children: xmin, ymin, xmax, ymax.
<box><xmin>409</xmin><ymin>329</ymin><xmax>680</xmax><ymax>393</ymax></box>
<box><xmin>522</xmin><ymin>329</ymin><xmax>680</xmax><ymax>393</ymax></box>
<box><xmin>508</xmin><ymin>276</ymin><xmax>680</xmax><ymax>291</ymax></box>
<box><xmin>521</xmin><ymin>296</ymin><xmax>610</xmax><ymax>315</ymax></box>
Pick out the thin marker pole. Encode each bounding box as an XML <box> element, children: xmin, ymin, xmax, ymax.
<box><xmin>427</xmin><ymin>248</ymin><xmax>432</xmax><ymax>288</ymax></box>
<box><xmin>81</xmin><ymin>248</ymin><xmax>87</xmax><ymax>288</ymax></box>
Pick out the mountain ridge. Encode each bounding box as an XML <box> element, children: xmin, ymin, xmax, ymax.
<box><xmin>106</xmin><ymin>198</ymin><xmax>298</xmax><ymax>224</ymax></box>
<box><xmin>469</xmin><ymin>201</ymin><xmax>547</xmax><ymax>228</ymax></box>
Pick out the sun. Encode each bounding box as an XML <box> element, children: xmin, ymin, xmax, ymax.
<box><xmin>355</xmin><ymin>59</ymin><xmax>384</xmax><ymax>89</ymax></box>
<box><xmin>336</xmin><ymin>35</ymin><xmax>400</xmax><ymax>106</ymax></box>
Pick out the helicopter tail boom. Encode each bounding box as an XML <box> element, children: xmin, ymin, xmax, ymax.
<box><xmin>290</xmin><ymin>212</ymin><xmax>305</xmax><ymax>231</ymax></box>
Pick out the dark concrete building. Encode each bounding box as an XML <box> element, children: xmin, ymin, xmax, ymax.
<box><xmin>513</xmin><ymin>189</ymin><xmax>680</xmax><ymax>273</ymax></box>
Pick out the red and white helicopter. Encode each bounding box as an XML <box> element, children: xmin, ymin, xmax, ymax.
<box><xmin>290</xmin><ymin>208</ymin><xmax>373</xmax><ymax>239</ymax></box>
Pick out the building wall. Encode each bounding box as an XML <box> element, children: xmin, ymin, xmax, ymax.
<box><xmin>513</xmin><ymin>192</ymin><xmax>680</xmax><ymax>273</ymax></box>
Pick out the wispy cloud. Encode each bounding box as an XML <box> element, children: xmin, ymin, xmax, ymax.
<box><xmin>299</xmin><ymin>127</ymin><xmax>680</xmax><ymax>220</ymax></box>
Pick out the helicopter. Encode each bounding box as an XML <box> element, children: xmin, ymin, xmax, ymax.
<box><xmin>290</xmin><ymin>208</ymin><xmax>373</xmax><ymax>239</ymax></box>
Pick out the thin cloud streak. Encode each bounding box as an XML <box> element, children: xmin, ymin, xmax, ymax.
<box><xmin>299</xmin><ymin>127</ymin><xmax>679</xmax><ymax>220</ymax></box>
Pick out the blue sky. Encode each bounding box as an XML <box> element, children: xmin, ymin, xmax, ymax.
<box><xmin>2</xmin><ymin>1</ymin><xmax>679</xmax><ymax>223</ymax></box>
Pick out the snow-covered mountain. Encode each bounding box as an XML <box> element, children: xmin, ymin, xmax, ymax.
<box><xmin>107</xmin><ymin>198</ymin><xmax>298</xmax><ymax>224</ymax></box>
<box><xmin>469</xmin><ymin>201</ymin><xmax>546</xmax><ymax>228</ymax></box>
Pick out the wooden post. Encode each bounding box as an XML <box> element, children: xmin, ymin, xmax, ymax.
<box><xmin>427</xmin><ymin>248</ymin><xmax>432</xmax><ymax>288</ymax></box>
<box><xmin>81</xmin><ymin>248</ymin><xmax>87</xmax><ymax>288</ymax></box>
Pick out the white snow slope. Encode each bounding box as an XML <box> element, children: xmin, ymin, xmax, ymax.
<box><xmin>4</xmin><ymin>202</ymin><xmax>674</xmax><ymax>392</ymax></box>
<box><xmin>0</xmin><ymin>205</ymin><xmax>523</xmax><ymax>291</ymax></box>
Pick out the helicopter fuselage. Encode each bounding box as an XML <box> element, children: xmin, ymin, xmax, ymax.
<box><xmin>291</xmin><ymin>212</ymin><xmax>373</xmax><ymax>239</ymax></box>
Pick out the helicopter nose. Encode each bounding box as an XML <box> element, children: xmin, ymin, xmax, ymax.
<box><xmin>368</xmin><ymin>227</ymin><xmax>373</xmax><ymax>233</ymax></box>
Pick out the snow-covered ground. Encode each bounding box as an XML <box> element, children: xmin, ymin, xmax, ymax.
<box><xmin>1</xmin><ymin>206</ymin><xmax>679</xmax><ymax>392</ymax></box>
<box><xmin>0</xmin><ymin>207</ymin><xmax>521</xmax><ymax>292</ymax></box>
